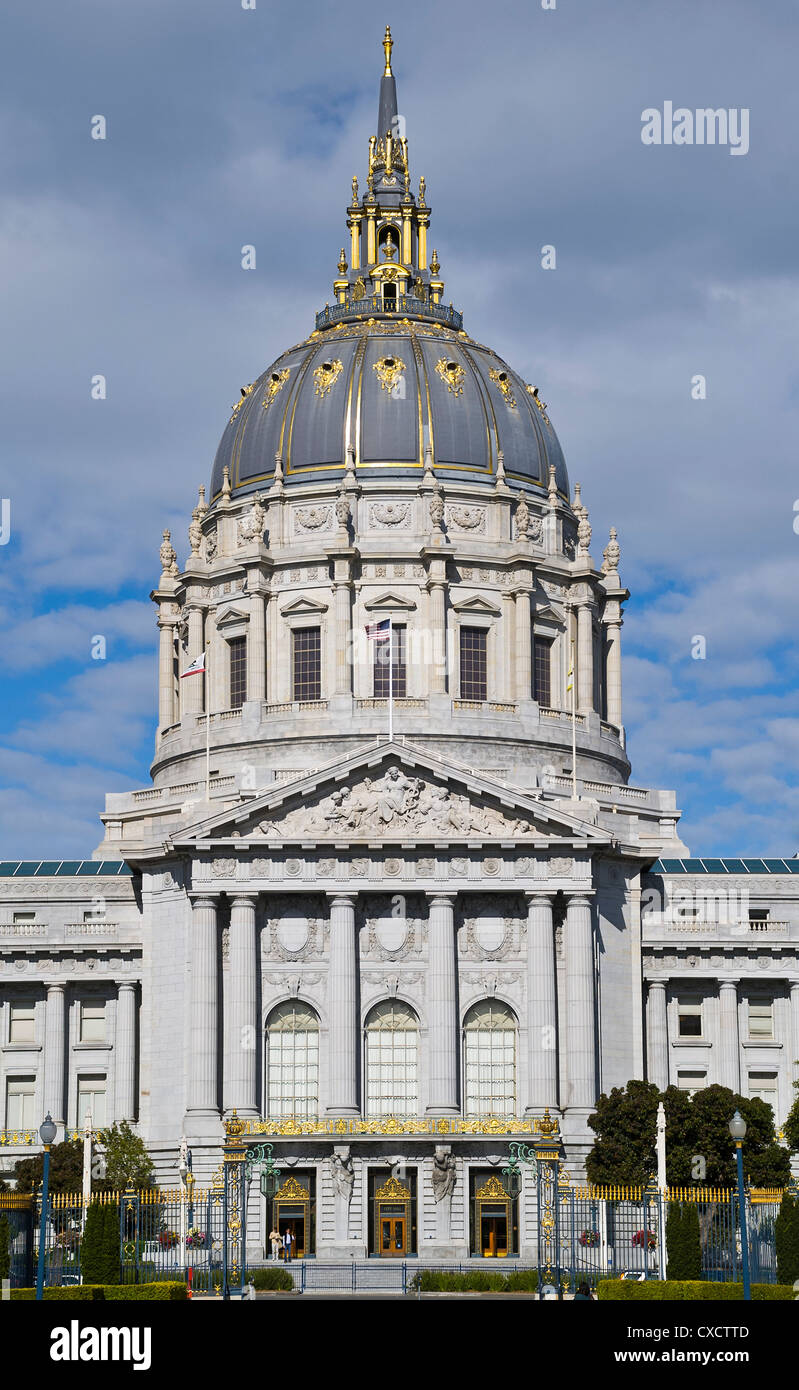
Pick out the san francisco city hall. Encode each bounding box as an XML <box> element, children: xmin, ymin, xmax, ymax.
<box><xmin>2</xmin><ymin>33</ymin><xmax>798</xmax><ymax>1263</ymax></box>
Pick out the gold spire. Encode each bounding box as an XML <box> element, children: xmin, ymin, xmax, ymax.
<box><xmin>383</xmin><ymin>24</ymin><xmax>393</xmax><ymax>76</ymax></box>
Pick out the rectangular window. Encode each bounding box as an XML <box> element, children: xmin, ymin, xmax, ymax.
<box><xmin>9</xmin><ymin>1001</ymin><xmax>36</xmax><ymax>1044</ymax></box>
<box><xmin>749</xmin><ymin>908</ymin><xmax>769</xmax><ymax>931</ymax></box>
<box><xmin>459</xmin><ymin>627</ymin><xmax>487</xmax><ymax>702</ymax></box>
<box><xmin>373</xmin><ymin>624</ymin><xmax>407</xmax><ymax>698</ymax></box>
<box><xmin>80</xmin><ymin>1001</ymin><xmax>106</xmax><ymax>1044</ymax></box>
<box><xmin>6</xmin><ymin>1077</ymin><xmax>36</xmax><ymax>1130</ymax></box>
<box><xmin>292</xmin><ymin>627</ymin><xmax>321</xmax><ymax>701</ymax></box>
<box><xmin>83</xmin><ymin>908</ymin><xmax>105</xmax><ymax>922</ymax></box>
<box><xmin>13</xmin><ymin>912</ymin><xmax>35</xmax><ymax>923</ymax></box>
<box><xmin>533</xmin><ymin>635</ymin><xmax>553</xmax><ymax>706</ymax></box>
<box><xmin>677</xmin><ymin>997</ymin><xmax>703</xmax><ymax>1037</ymax></box>
<box><xmin>748</xmin><ymin>999</ymin><xmax>773</xmax><ymax>1039</ymax></box>
<box><xmin>77</xmin><ymin>1076</ymin><xmax>106</xmax><ymax>1128</ymax></box>
<box><xmin>676</xmin><ymin>1071</ymin><xmax>706</xmax><ymax>1094</ymax></box>
<box><xmin>748</xmin><ymin>1072</ymin><xmax>777</xmax><ymax>1115</ymax></box>
<box><xmin>229</xmin><ymin>635</ymin><xmax>247</xmax><ymax>709</ymax></box>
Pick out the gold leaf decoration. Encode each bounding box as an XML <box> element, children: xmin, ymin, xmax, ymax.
<box><xmin>489</xmin><ymin>367</ymin><xmax>516</xmax><ymax>407</ymax></box>
<box><xmin>313</xmin><ymin>358</ymin><xmax>343</xmax><ymax>399</ymax></box>
<box><xmin>373</xmin><ymin>355</ymin><xmax>406</xmax><ymax>394</ymax></box>
<box><xmin>262</xmin><ymin>368</ymin><xmax>291</xmax><ymax>410</ymax></box>
<box><xmin>435</xmin><ymin>357</ymin><xmax>465</xmax><ymax>396</ymax></box>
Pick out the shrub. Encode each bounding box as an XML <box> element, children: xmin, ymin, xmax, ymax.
<box><xmin>597</xmin><ymin>1279</ymin><xmax>794</xmax><ymax>1301</ymax></box>
<box><xmin>504</xmin><ymin>1269</ymin><xmax>539</xmax><ymax>1292</ymax></box>
<box><xmin>667</xmin><ymin>1203</ymin><xmax>701</xmax><ymax>1280</ymax></box>
<box><xmin>249</xmin><ymin>1267</ymin><xmax>294</xmax><ymax>1291</ymax></box>
<box><xmin>80</xmin><ymin>1202</ymin><xmax>104</xmax><ymax>1284</ymax></box>
<box><xmin>101</xmin><ymin>1201</ymin><xmax>121</xmax><ymax>1285</ymax></box>
<box><xmin>10</xmin><ymin>1282</ymin><xmax>187</xmax><ymax>1301</ymax></box>
<box><xmin>775</xmin><ymin>1191</ymin><xmax>799</xmax><ymax>1286</ymax></box>
<box><xmin>0</xmin><ymin>1214</ymin><xmax>10</xmax><ymax>1282</ymax></box>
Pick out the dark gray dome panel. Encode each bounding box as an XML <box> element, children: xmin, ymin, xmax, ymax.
<box><xmin>210</xmin><ymin>322</ymin><xmax>569</xmax><ymax>503</ymax></box>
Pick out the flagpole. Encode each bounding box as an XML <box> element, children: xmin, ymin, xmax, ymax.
<box><xmin>205</xmin><ymin>646</ymin><xmax>210</xmax><ymax>802</ymax></box>
<box><xmin>570</xmin><ymin>636</ymin><xmax>578</xmax><ymax>801</ymax></box>
<box><xmin>388</xmin><ymin>616</ymin><xmax>393</xmax><ymax>742</ymax></box>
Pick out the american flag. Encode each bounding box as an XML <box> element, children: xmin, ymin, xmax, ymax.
<box><xmin>365</xmin><ymin>618</ymin><xmax>391</xmax><ymax>642</ymax></box>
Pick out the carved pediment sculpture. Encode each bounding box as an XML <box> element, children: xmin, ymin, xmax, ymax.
<box><xmin>255</xmin><ymin>767</ymin><xmax>539</xmax><ymax>839</ymax></box>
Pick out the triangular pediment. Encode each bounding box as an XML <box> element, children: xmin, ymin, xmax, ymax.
<box><xmin>364</xmin><ymin>591</ymin><xmax>417</xmax><ymax>611</ymax></box>
<box><xmin>170</xmin><ymin>741</ymin><xmax>612</xmax><ymax>849</ymax></box>
<box><xmin>216</xmin><ymin>605</ymin><xmax>249</xmax><ymax>628</ymax></box>
<box><xmin>534</xmin><ymin>605</ymin><xmax>562</xmax><ymax>624</ymax></box>
<box><xmin>451</xmin><ymin>595</ymin><xmax>502</xmax><ymax>616</ymax></box>
<box><xmin>280</xmin><ymin>594</ymin><xmax>329</xmax><ymax>616</ymax></box>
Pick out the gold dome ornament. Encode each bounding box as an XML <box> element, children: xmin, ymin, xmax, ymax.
<box><xmin>383</xmin><ymin>24</ymin><xmax>393</xmax><ymax>77</ymax></box>
<box><xmin>337</xmin><ymin>248</ymin><xmax>348</xmax><ymax>275</ymax></box>
<box><xmin>313</xmin><ymin>358</ymin><xmax>343</xmax><ymax>398</ymax></box>
<box><xmin>429</xmin><ymin>248</ymin><xmax>440</xmax><ymax>275</ymax></box>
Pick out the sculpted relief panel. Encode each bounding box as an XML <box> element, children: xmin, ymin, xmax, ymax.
<box><xmin>358</xmin><ymin>892</ymin><xmax>426</xmax><ymax>961</ymax></box>
<box><xmin>255</xmin><ymin>767</ymin><xmax>541</xmax><ymax>840</ymax></box>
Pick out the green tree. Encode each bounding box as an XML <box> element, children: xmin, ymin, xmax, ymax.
<box><xmin>0</xmin><ymin>1213</ymin><xmax>10</xmax><ymax>1281</ymax></box>
<box><xmin>588</xmin><ymin>1082</ymin><xmax>790</xmax><ymax>1188</ymax></box>
<box><xmin>665</xmin><ymin>1203</ymin><xmax>683</xmax><ymax>1278</ymax></box>
<box><xmin>775</xmin><ymin>1191</ymin><xmax>799</xmax><ymax>1285</ymax></box>
<box><xmin>99</xmin><ymin>1122</ymin><xmax>154</xmax><ymax>1191</ymax></box>
<box><xmin>783</xmin><ymin>1072</ymin><xmax>799</xmax><ymax>1156</ymax></box>
<box><xmin>101</xmin><ymin>1201</ymin><xmax>120</xmax><ymax>1284</ymax></box>
<box><xmin>14</xmin><ymin>1140</ymin><xmax>83</xmax><ymax>1194</ymax></box>
<box><xmin>81</xmin><ymin>1202</ymin><xmax>104</xmax><ymax>1283</ymax></box>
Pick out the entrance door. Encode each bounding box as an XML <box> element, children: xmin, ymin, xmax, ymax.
<box><xmin>277</xmin><ymin>1208</ymin><xmax>305</xmax><ymax>1259</ymax></box>
<box><xmin>481</xmin><ymin>1206</ymin><xmax>509</xmax><ymax>1258</ymax></box>
<box><xmin>380</xmin><ymin>1212</ymin><xmax>407</xmax><ymax>1256</ymax></box>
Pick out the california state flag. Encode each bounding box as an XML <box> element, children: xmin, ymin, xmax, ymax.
<box><xmin>181</xmin><ymin>652</ymin><xmax>206</xmax><ymax>678</ymax></box>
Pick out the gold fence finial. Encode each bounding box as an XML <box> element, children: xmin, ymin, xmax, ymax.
<box><xmin>383</xmin><ymin>25</ymin><xmax>393</xmax><ymax>77</ymax></box>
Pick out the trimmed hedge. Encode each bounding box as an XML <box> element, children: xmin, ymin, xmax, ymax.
<box><xmin>11</xmin><ymin>1281</ymin><xmax>187</xmax><ymax>1301</ymax></box>
<box><xmin>248</xmin><ymin>1267</ymin><xmax>294</xmax><ymax>1291</ymax></box>
<box><xmin>598</xmin><ymin>1279</ymin><xmax>794</xmax><ymax>1302</ymax></box>
<box><xmin>409</xmin><ymin>1270</ymin><xmax>539</xmax><ymax>1293</ymax></box>
<box><xmin>775</xmin><ymin>1192</ymin><xmax>799</xmax><ymax>1285</ymax></box>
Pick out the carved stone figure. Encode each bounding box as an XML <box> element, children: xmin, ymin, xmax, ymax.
<box><xmin>601</xmin><ymin>526</ymin><xmax>620</xmax><ymax>574</ymax></box>
<box><xmin>431</xmin><ymin>1146</ymin><xmax>456</xmax><ymax>1202</ymax></box>
<box><xmin>334</xmin><ymin>491</ymin><xmax>350</xmax><ymax>529</ymax></box>
<box><xmin>429</xmin><ymin>489</ymin><xmax>444</xmax><ymax>531</ymax></box>
<box><xmin>237</xmin><ymin>493</ymin><xmax>266</xmax><ymax>545</ymax></box>
<box><xmin>159</xmin><ymin>530</ymin><xmax>178</xmax><ymax>577</ymax></box>
<box><xmin>331</xmin><ymin>1146</ymin><xmax>355</xmax><ymax>1242</ymax></box>
<box><xmin>515</xmin><ymin>494</ymin><xmax>530</xmax><ymax>539</ymax></box>
<box><xmin>188</xmin><ymin>507</ymin><xmax>203</xmax><ymax>556</ymax></box>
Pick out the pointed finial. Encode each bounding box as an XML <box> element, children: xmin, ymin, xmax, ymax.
<box><xmin>197</xmin><ymin>484</ymin><xmax>208</xmax><ymax>516</ymax></box>
<box><xmin>547</xmin><ymin>463</ymin><xmax>558</xmax><ymax>509</ymax></box>
<box><xmin>351</xmin><ymin>175</ymin><xmax>359</xmax><ymax>206</ymax></box>
<box><xmin>338</xmin><ymin>248</ymin><xmax>348</xmax><ymax>275</ymax></box>
<box><xmin>430</xmin><ymin>248</ymin><xmax>440</xmax><ymax>275</ymax></box>
<box><xmin>222</xmin><ymin>464</ymin><xmax>232</xmax><ymax>501</ymax></box>
<box><xmin>345</xmin><ymin>442</ymin><xmax>356</xmax><ymax>477</ymax></box>
<box><xmin>272</xmin><ymin>450</ymin><xmax>284</xmax><ymax>491</ymax></box>
<box><xmin>496</xmin><ymin>449</ymin><xmax>505</xmax><ymax>482</ymax></box>
<box><xmin>573</xmin><ymin>481</ymin><xmax>583</xmax><ymax>514</ymax></box>
<box><xmin>418</xmin><ymin>176</ymin><xmax>426</xmax><ymax>206</ymax></box>
<box><xmin>601</xmin><ymin>526</ymin><xmax>620</xmax><ymax>575</ymax></box>
<box><xmin>422</xmin><ymin>441</ymin><xmax>436</xmax><ymax>487</ymax></box>
<box><xmin>383</xmin><ymin>25</ymin><xmax>393</xmax><ymax>77</ymax></box>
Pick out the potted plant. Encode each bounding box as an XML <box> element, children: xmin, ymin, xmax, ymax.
<box><xmin>579</xmin><ymin>1229</ymin><xmax>600</xmax><ymax>1248</ymax></box>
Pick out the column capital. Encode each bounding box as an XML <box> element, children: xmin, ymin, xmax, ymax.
<box><xmin>327</xmin><ymin>892</ymin><xmax>357</xmax><ymax>907</ymax></box>
<box><xmin>426</xmin><ymin>891</ymin><xmax>457</xmax><ymax>905</ymax></box>
<box><xmin>46</xmin><ymin>980</ymin><xmax>68</xmax><ymax>994</ymax></box>
<box><xmin>647</xmin><ymin>979</ymin><xmax>667</xmax><ymax>993</ymax></box>
<box><xmin>230</xmin><ymin>893</ymin><xmax>259</xmax><ymax>910</ymax></box>
<box><xmin>188</xmin><ymin>893</ymin><xmax>219</xmax><ymax>908</ymax></box>
<box><xmin>719</xmin><ymin>979</ymin><xmax>739</xmax><ymax>993</ymax></box>
<box><xmin>566</xmin><ymin>892</ymin><xmax>594</xmax><ymax>906</ymax></box>
<box><xmin>117</xmin><ymin>981</ymin><xmax>137</xmax><ymax>994</ymax></box>
<box><xmin>525</xmin><ymin>889</ymin><xmax>554</xmax><ymax>903</ymax></box>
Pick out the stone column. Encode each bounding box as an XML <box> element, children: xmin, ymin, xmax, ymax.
<box><xmin>565</xmin><ymin>895</ymin><xmax>596</xmax><ymax>1110</ymax></box>
<box><xmin>114</xmin><ymin>983</ymin><xmax>137</xmax><ymax>1122</ymax></box>
<box><xmin>791</xmin><ymin>983</ymin><xmax>799</xmax><ymax>1087</ymax></box>
<box><xmin>182</xmin><ymin>604</ymin><xmax>205</xmax><ymax>716</ymax></box>
<box><xmin>43</xmin><ymin>982</ymin><xmax>67</xmax><ymax>1129</ymax></box>
<box><xmin>327</xmin><ymin>894</ymin><xmax>359</xmax><ymax>1115</ymax></box>
<box><xmin>525</xmin><ymin>893</ymin><xmax>558</xmax><ymax>1111</ymax></box>
<box><xmin>514</xmin><ymin>588</ymin><xmax>532</xmax><ymax>703</ymax></box>
<box><xmin>718</xmin><ymin>982</ymin><xmax>740</xmax><ymax>1092</ymax></box>
<box><xmin>428</xmin><ymin>580</ymin><xmax>447</xmax><ymax>694</ymax></box>
<box><xmin>646</xmin><ymin>981</ymin><xmax>669</xmax><ymax>1090</ymax></box>
<box><xmin>186</xmin><ymin>897</ymin><xmax>220</xmax><ymax>1128</ymax></box>
<box><xmin>333</xmin><ymin>574</ymin><xmax>351</xmax><ymax>696</ymax></box>
<box><xmin>577</xmin><ymin>601</ymin><xmax>594</xmax><ymax>714</ymax></box>
<box><xmin>157</xmin><ymin>612</ymin><xmax>177</xmax><ymax>732</ymax></box>
<box><xmin>224</xmin><ymin>895</ymin><xmax>259</xmax><ymax>1116</ymax></box>
<box><xmin>247</xmin><ymin>590</ymin><xmax>267</xmax><ymax>703</ymax></box>
<box><xmin>426</xmin><ymin>893</ymin><xmax>459</xmax><ymax>1114</ymax></box>
<box><xmin>604</xmin><ymin>614</ymin><xmax>623</xmax><ymax>727</ymax></box>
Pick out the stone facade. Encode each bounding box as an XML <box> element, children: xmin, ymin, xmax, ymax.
<box><xmin>2</xmin><ymin>33</ymin><xmax>798</xmax><ymax>1262</ymax></box>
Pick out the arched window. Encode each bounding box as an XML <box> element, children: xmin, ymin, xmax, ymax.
<box><xmin>365</xmin><ymin>1000</ymin><xmax>419</xmax><ymax>1118</ymax></box>
<box><xmin>463</xmin><ymin>1000</ymin><xmax>517</xmax><ymax>1118</ymax></box>
<box><xmin>265</xmin><ymin>1001</ymin><xmax>319</xmax><ymax>1119</ymax></box>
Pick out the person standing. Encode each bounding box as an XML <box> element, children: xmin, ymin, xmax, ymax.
<box><xmin>283</xmin><ymin>1227</ymin><xmax>293</xmax><ymax>1263</ymax></box>
<box><xmin>269</xmin><ymin>1227</ymin><xmax>281</xmax><ymax>1261</ymax></box>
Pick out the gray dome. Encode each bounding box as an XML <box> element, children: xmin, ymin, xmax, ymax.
<box><xmin>210</xmin><ymin>320</ymin><xmax>569</xmax><ymax>503</ymax></box>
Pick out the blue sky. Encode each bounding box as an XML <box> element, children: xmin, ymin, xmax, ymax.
<box><xmin>1</xmin><ymin>0</ymin><xmax>798</xmax><ymax>856</ymax></box>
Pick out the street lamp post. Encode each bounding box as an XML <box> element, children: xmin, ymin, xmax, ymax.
<box><xmin>178</xmin><ymin>1136</ymin><xmax>192</xmax><ymax>1276</ymax></box>
<box><xmin>35</xmin><ymin>1113</ymin><xmax>57</xmax><ymax>1301</ymax></box>
<box><xmin>729</xmin><ymin>1110</ymin><xmax>751</xmax><ymax>1301</ymax></box>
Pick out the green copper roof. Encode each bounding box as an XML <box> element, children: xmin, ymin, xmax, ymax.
<box><xmin>0</xmin><ymin>861</ymin><xmax>133</xmax><ymax>877</ymax></box>
<box><xmin>651</xmin><ymin>858</ymin><xmax>799</xmax><ymax>875</ymax></box>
